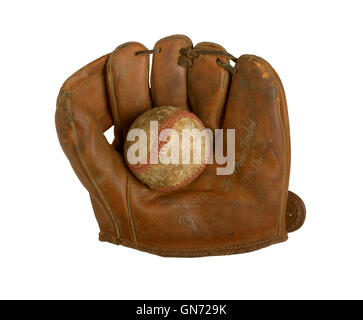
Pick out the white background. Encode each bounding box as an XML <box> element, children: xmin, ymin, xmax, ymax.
<box><xmin>1</xmin><ymin>0</ymin><xmax>362</xmax><ymax>300</ymax></box>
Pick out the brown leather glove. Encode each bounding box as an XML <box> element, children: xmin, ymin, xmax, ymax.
<box><xmin>55</xmin><ymin>35</ymin><xmax>305</xmax><ymax>257</ymax></box>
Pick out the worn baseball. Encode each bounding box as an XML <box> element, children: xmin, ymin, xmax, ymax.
<box><xmin>124</xmin><ymin>106</ymin><xmax>209</xmax><ymax>191</ymax></box>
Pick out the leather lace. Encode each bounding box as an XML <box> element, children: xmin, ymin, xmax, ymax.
<box><xmin>135</xmin><ymin>48</ymin><xmax>161</xmax><ymax>56</ymax></box>
<box><xmin>135</xmin><ymin>47</ymin><xmax>237</xmax><ymax>73</ymax></box>
<box><xmin>179</xmin><ymin>48</ymin><xmax>237</xmax><ymax>62</ymax></box>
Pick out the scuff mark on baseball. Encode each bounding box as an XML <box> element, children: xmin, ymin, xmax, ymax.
<box><xmin>124</xmin><ymin>106</ymin><xmax>209</xmax><ymax>191</ymax></box>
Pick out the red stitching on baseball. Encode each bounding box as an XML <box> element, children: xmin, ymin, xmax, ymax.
<box><xmin>156</xmin><ymin>110</ymin><xmax>209</xmax><ymax>192</ymax></box>
<box><xmin>127</xmin><ymin>109</ymin><xmax>196</xmax><ymax>172</ymax></box>
<box><xmin>125</xmin><ymin>108</ymin><xmax>209</xmax><ymax>190</ymax></box>
<box><xmin>156</xmin><ymin>161</ymin><xmax>207</xmax><ymax>192</ymax></box>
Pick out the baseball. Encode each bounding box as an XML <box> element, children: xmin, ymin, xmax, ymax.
<box><xmin>124</xmin><ymin>106</ymin><xmax>209</xmax><ymax>191</ymax></box>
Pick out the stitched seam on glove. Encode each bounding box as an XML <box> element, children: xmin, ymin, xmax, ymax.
<box><xmin>113</xmin><ymin>234</ymin><xmax>288</xmax><ymax>257</ymax></box>
<box><xmin>107</xmin><ymin>48</ymin><xmax>122</xmax><ymax>128</ymax></box>
<box><xmin>65</xmin><ymin>93</ymin><xmax>121</xmax><ymax>242</ymax></box>
<box><xmin>126</xmin><ymin>173</ymin><xmax>138</xmax><ymax>245</ymax></box>
<box><xmin>252</xmin><ymin>56</ymin><xmax>288</xmax><ymax>237</ymax></box>
<box><xmin>107</xmin><ymin>48</ymin><xmax>138</xmax><ymax>243</ymax></box>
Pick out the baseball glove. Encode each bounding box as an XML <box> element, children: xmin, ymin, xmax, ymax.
<box><xmin>55</xmin><ymin>35</ymin><xmax>305</xmax><ymax>257</ymax></box>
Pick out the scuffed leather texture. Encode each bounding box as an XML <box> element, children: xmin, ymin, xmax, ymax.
<box><xmin>55</xmin><ymin>35</ymin><xmax>305</xmax><ymax>257</ymax></box>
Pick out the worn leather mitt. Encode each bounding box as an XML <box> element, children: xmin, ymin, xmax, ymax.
<box><xmin>55</xmin><ymin>35</ymin><xmax>305</xmax><ymax>257</ymax></box>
